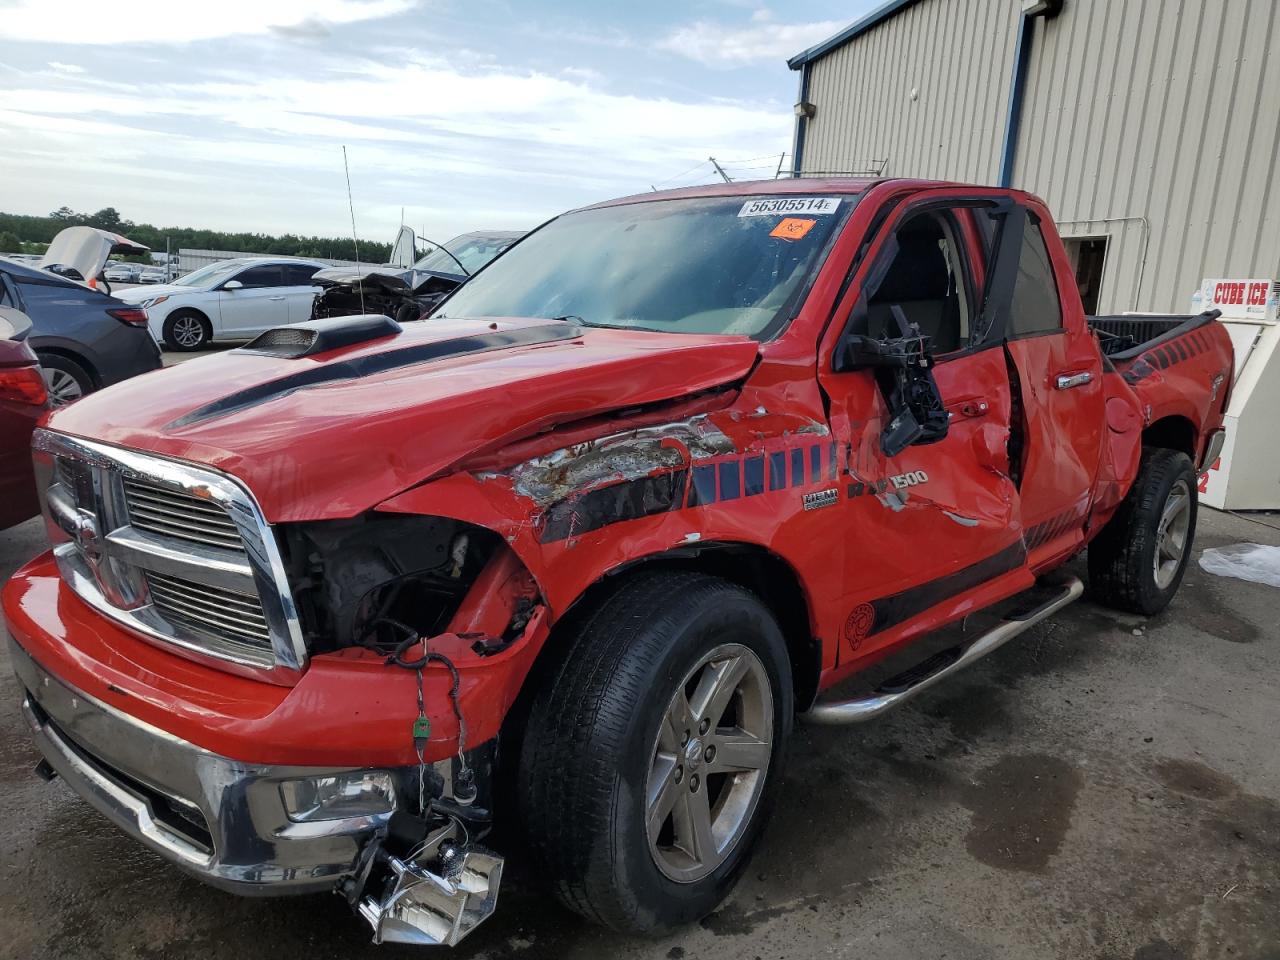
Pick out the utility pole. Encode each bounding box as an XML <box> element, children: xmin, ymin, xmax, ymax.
<box><xmin>708</xmin><ymin>156</ymin><xmax>732</xmax><ymax>183</ymax></box>
<box><xmin>775</xmin><ymin>153</ymin><xmax>787</xmax><ymax>179</ymax></box>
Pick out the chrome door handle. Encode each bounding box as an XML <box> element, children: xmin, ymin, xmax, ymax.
<box><xmin>267</xmin><ymin>296</ymin><xmax>286</xmax><ymax>301</ymax></box>
<box><xmin>1055</xmin><ymin>372</ymin><xmax>1093</xmax><ymax>390</ymax></box>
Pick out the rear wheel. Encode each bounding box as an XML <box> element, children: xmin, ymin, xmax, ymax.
<box><xmin>518</xmin><ymin>571</ymin><xmax>792</xmax><ymax>933</ymax></box>
<box><xmin>1088</xmin><ymin>447</ymin><xmax>1198</xmax><ymax>615</ymax></box>
<box><xmin>163</xmin><ymin>310</ymin><xmax>211</xmax><ymax>351</ymax></box>
<box><xmin>37</xmin><ymin>353</ymin><xmax>93</xmax><ymax>406</ymax></box>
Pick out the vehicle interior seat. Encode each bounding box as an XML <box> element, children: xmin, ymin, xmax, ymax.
<box><xmin>866</xmin><ymin>216</ymin><xmax>966</xmax><ymax>354</ymax></box>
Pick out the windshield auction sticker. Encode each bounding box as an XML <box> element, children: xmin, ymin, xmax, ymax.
<box><xmin>770</xmin><ymin>218</ymin><xmax>818</xmax><ymax>241</ymax></box>
<box><xmin>738</xmin><ymin>197</ymin><xmax>841</xmax><ymax>217</ymax></box>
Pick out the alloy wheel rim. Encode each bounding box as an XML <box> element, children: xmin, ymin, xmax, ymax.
<box><xmin>43</xmin><ymin>368</ymin><xmax>83</xmax><ymax>406</ymax></box>
<box><xmin>1154</xmin><ymin>478</ymin><xmax>1192</xmax><ymax>590</ymax></box>
<box><xmin>173</xmin><ymin>316</ymin><xmax>203</xmax><ymax>347</ymax></box>
<box><xmin>645</xmin><ymin>642</ymin><xmax>773</xmax><ymax>884</ymax></box>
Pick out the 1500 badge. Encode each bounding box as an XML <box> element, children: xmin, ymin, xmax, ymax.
<box><xmin>848</xmin><ymin>470</ymin><xmax>929</xmax><ymax>498</ymax></box>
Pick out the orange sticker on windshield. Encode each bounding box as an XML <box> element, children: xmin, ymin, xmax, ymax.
<box><xmin>770</xmin><ymin>217</ymin><xmax>817</xmax><ymax>241</ymax></box>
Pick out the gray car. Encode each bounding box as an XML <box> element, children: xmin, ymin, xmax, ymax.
<box><xmin>0</xmin><ymin>257</ymin><xmax>162</xmax><ymax>405</ymax></box>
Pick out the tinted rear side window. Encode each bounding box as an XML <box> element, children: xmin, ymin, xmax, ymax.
<box><xmin>282</xmin><ymin>264</ymin><xmax>321</xmax><ymax>285</ymax></box>
<box><xmin>234</xmin><ymin>265</ymin><xmax>284</xmax><ymax>288</ymax></box>
<box><xmin>1009</xmin><ymin>217</ymin><xmax>1063</xmax><ymax>336</ymax></box>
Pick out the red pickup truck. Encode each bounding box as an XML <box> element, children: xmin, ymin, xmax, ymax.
<box><xmin>5</xmin><ymin>179</ymin><xmax>1232</xmax><ymax>946</ymax></box>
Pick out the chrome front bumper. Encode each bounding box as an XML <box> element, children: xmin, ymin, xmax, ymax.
<box><xmin>10</xmin><ymin>636</ymin><xmax>392</xmax><ymax>896</ymax></box>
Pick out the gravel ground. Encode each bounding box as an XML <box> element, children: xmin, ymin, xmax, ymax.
<box><xmin>1</xmin><ymin>506</ymin><xmax>1277</xmax><ymax>960</ymax></box>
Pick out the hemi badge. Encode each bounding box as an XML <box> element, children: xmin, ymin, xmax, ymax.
<box><xmin>803</xmin><ymin>488</ymin><xmax>839</xmax><ymax>511</ymax></box>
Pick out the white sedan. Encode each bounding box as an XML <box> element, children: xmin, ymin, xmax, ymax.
<box><xmin>116</xmin><ymin>257</ymin><xmax>327</xmax><ymax>350</ymax></box>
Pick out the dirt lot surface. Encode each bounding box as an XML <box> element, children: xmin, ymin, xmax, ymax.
<box><xmin>1</xmin><ymin>507</ymin><xmax>1277</xmax><ymax>960</ymax></box>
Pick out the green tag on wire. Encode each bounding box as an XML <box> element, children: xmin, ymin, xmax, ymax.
<box><xmin>412</xmin><ymin>716</ymin><xmax>431</xmax><ymax>740</ymax></box>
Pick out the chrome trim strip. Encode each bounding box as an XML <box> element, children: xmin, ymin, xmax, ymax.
<box><xmin>1200</xmin><ymin>427</ymin><xmax>1226</xmax><ymax>472</ymax></box>
<box><xmin>34</xmin><ymin>429</ymin><xmax>308</xmax><ymax>684</ymax></box>
<box><xmin>55</xmin><ymin>543</ymin><xmax>277</xmax><ymax>671</ymax></box>
<box><xmin>105</xmin><ymin>527</ymin><xmax>255</xmax><ymax>594</ymax></box>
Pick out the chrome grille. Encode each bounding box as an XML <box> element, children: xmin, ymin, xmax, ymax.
<box><xmin>35</xmin><ymin>429</ymin><xmax>306</xmax><ymax>683</ymax></box>
<box><xmin>124</xmin><ymin>478</ymin><xmax>245</xmax><ymax>552</ymax></box>
<box><xmin>146</xmin><ymin>571</ymin><xmax>271</xmax><ymax>649</ymax></box>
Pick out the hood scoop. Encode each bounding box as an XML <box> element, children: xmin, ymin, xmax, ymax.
<box><xmin>239</xmin><ymin>314</ymin><xmax>403</xmax><ymax>359</ymax></box>
<box><xmin>171</xmin><ymin>321</ymin><xmax>584</xmax><ymax>429</ymax></box>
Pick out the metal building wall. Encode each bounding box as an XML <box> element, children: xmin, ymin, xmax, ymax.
<box><xmin>1015</xmin><ymin>0</ymin><xmax>1280</xmax><ymax>313</ymax></box>
<box><xmin>802</xmin><ymin>0</ymin><xmax>1021</xmax><ymax>183</ymax></box>
<box><xmin>800</xmin><ymin>0</ymin><xmax>1280</xmax><ymax>314</ymax></box>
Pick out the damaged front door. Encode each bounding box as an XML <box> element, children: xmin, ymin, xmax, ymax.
<box><xmin>819</xmin><ymin>196</ymin><xmax>1026</xmax><ymax>663</ymax></box>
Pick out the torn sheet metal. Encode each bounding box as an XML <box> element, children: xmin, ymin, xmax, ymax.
<box><xmin>506</xmin><ymin>415</ymin><xmax>735</xmax><ymax>507</ymax></box>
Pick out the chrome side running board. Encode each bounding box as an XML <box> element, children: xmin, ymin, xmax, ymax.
<box><xmin>803</xmin><ymin>574</ymin><xmax>1084</xmax><ymax>726</ymax></box>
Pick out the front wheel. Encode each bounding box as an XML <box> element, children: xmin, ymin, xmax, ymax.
<box><xmin>163</xmin><ymin>310</ymin><xmax>211</xmax><ymax>351</ymax></box>
<box><xmin>517</xmin><ymin>571</ymin><xmax>792</xmax><ymax>933</ymax></box>
<box><xmin>1088</xmin><ymin>447</ymin><xmax>1198</xmax><ymax>615</ymax></box>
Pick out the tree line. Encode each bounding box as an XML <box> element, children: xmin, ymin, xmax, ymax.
<box><xmin>0</xmin><ymin>207</ymin><xmax>392</xmax><ymax>264</ymax></box>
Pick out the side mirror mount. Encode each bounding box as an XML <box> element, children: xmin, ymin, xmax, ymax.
<box><xmin>837</xmin><ymin>305</ymin><xmax>950</xmax><ymax>458</ymax></box>
<box><xmin>223</xmin><ymin>279</ymin><xmax>243</xmax><ymax>291</ymax></box>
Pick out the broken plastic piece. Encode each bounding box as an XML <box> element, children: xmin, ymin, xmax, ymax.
<box><xmin>358</xmin><ymin>846</ymin><xmax>503</xmax><ymax>946</ymax></box>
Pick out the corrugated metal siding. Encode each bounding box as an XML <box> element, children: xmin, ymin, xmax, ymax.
<box><xmin>800</xmin><ymin>0</ymin><xmax>1280</xmax><ymax>313</ymax></box>
<box><xmin>802</xmin><ymin>0</ymin><xmax>1021</xmax><ymax>182</ymax></box>
<box><xmin>1015</xmin><ymin>0</ymin><xmax>1280</xmax><ymax>312</ymax></box>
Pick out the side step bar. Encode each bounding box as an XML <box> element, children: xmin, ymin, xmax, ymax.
<box><xmin>803</xmin><ymin>574</ymin><xmax>1084</xmax><ymax>726</ymax></box>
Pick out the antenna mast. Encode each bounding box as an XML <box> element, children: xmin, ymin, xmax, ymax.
<box><xmin>342</xmin><ymin>145</ymin><xmax>366</xmax><ymax>316</ymax></box>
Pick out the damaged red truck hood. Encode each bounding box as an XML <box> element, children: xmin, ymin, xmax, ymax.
<box><xmin>46</xmin><ymin>318</ymin><xmax>759</xmax><ymax>521</ymax></box>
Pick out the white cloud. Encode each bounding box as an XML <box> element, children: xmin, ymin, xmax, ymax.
<box><xmin>0</xmin><ymin>0</ymin><xmax>417</xmax><ymax>45</ymax></box>
<box><xmin>660</xmin><ymin>17</ymin><xmax>845</xmax><ymax>65</ymax></box>
<box><xmin>47</xmin><ymin>61</ymin><xmax>86</xmax><ymax>74</ymax></box>
<box><xmin>0</xmin><ymin>53</ymin><xmax>791</xmax><ymax>239</ymax></box>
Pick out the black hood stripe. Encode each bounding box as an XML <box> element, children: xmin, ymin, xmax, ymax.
<box><xmin>167</xmin><ymin>323</ymin><xmax>583</xmax><ymax>429</ymax></box>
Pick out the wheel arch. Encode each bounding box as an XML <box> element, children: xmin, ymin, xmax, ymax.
<box><xmin>165</xmin><ymin>305</ymin><xmax>213</xmax><ymax>327</ymax></box>
<box><xmin>541</xmin><ymin>541</ymin><xmax>822</xmax><ymax>713</ymax></box>
<box><xmin>1142</xmin><ymin>414</ymin><xmax>1197</xmax><ymax>460</ymax></box>
<box><xmin>31</xmin><ymin>344</ymin><xmax>100</xmax><ymax>388</ymax></box>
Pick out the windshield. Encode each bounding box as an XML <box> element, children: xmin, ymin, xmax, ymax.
<box><xmin>413</xmin><ymin>235</ymin><xmax>515</xmax><ymax>276</ymax></box>
<box><xmin>434</xmin><ymin>196</ymin><xmax>853</xmax><ymax>338</ymax></box>
<box><xmin>173</xmin><ymin>261</ymin><xmax>244</xmax><ymax>287</ymax></box>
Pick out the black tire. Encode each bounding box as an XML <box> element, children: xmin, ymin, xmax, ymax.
<box><xmin>517</xmin><ymin>570</ymin><xmax>793</xmax><ymax>934</ymax></box>
<box><xmin>163</xmin><ymin>309</ymin><xmax>212</xmax><ymax>351</ymax></box>
<box><xmin>1088</xmin><ymin>447</ymin><xmax>1198</xmax><ymax>615</ymax></box>
<box><xmin>36</xmin><ymin>353</ymin><xmax>94</xmax><ymax>406</ymax></box>
<box><xmin>394</xmin><ymin>301</ymin><xmax>422</xmax><ymax>324</ymax></box>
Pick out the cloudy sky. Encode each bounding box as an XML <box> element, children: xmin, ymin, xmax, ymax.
<box><xmin>0</xmin><ymin>0</ymin><xmax>874</xmax><ymax>243</ymax></box>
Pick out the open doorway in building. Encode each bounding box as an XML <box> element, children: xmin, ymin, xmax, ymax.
<box><xmin>1062</xmin><ymin>236</ymin><xmax>1109</xmax><ymax>314</ymax></box>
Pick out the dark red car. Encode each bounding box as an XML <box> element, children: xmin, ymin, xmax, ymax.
<box><xmin>0</xmin><ymin>307</ymin><xmax>48</xmax><ymax>529</ymax></box>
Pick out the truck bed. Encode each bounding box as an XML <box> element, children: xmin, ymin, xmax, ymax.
<box><xmin>1088</xmin><ymin>310</ymin><xmax>1222</xmax><ymax>360</ymax></box>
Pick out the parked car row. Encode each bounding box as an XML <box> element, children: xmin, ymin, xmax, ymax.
<box><xmin>102</xmin><ymin>262</ymin><xmax>168</xmax><ymax>284</ymax></box>
<box><xmin>118</xmin><ymin>257</ymin><xmax>329</xmax><ymax>350</ymax></box>
<box><xmin>0</xmin><ymin>222</ymin><xmax>521</xmax><ymax>530</ymax></box>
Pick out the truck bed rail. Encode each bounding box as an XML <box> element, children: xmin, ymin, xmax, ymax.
<box><xmin>1088</xmin><ymin>310</ymin><xmax>1221</xmax><ymax>359</ymax></box>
